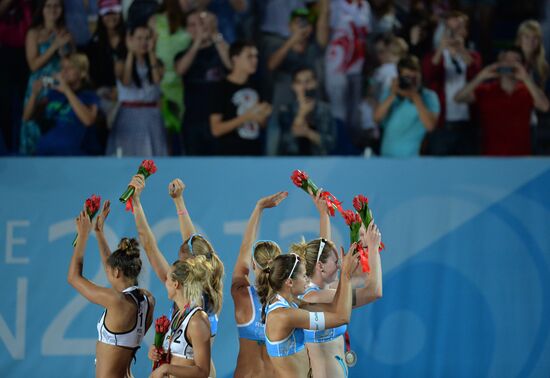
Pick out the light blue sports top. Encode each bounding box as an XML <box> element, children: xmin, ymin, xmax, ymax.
<box><xmin>203</xmin><ymin>294</ymin><xmax>218</xmax><ymax>337</ymax></box>
<box><xmin>301</xmin><ymin>284</ymin><xmax>347</xmax><ymax>343</ymax></box>
<box><xmin>265</xmin><ymin>294</ymin><xmax>305</xmax><ymax>357</ymax></box>
<box><xmin>237</xmin><ymin>286</ymin><xmax>265</xmax><ymax>343</ymax></box>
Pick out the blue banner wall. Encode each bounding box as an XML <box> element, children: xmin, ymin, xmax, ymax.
<box><xmin>1</xmin><ymin>158</ymin><xmax>549</xmax><ymax>378</ymax></box>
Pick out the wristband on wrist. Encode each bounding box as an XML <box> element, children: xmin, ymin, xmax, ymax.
<box><xmin>177</xmin><ymin>209</ymin><xmax>186</xmax><ymax>216</ymax></box>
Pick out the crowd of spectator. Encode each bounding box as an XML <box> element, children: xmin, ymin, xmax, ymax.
<box><xmin>0</xmin><ymin>0</ymin><xmax>549</xmax><ymax>157</ymax></box>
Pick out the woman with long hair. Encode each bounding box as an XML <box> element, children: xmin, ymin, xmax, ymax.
<box><xmin>232</xmin><ymin>191</ymin><xmax>288</xmax><ymax>377</ymax></box>
<box><xmin>130</xmin><ymin>175</ymin><xmax>223</xmax><ymax>377</ymax></box>
<box><xmin>85</xmin><ymin>0</ymin><xmax>126</xmax><ymax>123</ymax></box>
<box><xmin>516</xmin><ymin>19</ymin><xmax>549</xmax><ymax>89</ymax></box>
<box><xmin>20</xmin><ymin>0</ymin><xmax>73</xmax><ymax>154</ymax></box>
<box><xmin>68</xmin><ymin>202</ymin><xmax>155</xmax><ymax>378</ymax></box>
<box><xmin>108</xmin><ymin>24</ymin><xmax>167</xmax><ymax>156</ymax></box>
<box><xmin>148</xmin><ymin>256</ymin><xmax>213</xmax><ymax>377</ymax></box>
<box><xmin>290</xmin><ymin>222</ymin><xmax>382</xmax><ymax>377</ymax></box>
<box><xmin>257</xmin><ymin>244</ymin><xmax>359</xmax><ymax>377</ymax></box>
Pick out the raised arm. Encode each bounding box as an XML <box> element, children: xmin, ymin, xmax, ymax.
<box><xmin>454</xmin><ymin>63</ymin><xmax>498</xmax><ymax>104</ymax></box>
<box><xmin>131</xmin><ymin>175</ymin><xmax>171</xmax><ymax>282</ymax></box>
<box><xmin>116</xmin><ymin>35</ymin><xmax>135</xmax><ymax>86</ymax></box>
<box><xmin>169</xmin><ymin>179</ymin><xmax>196</xmax><ymax>242</ymax></box>
<box><xmin>355</xmin><ymin>221</ymin><xmax>383</xmax><ymax>306</ymax></box>
<box><xmin>94</xmin><ymin>200</ymin><xmax>112</xmax><ymax>271</ymax></box>
<box><xmin>514</xmin><ymin>62</ymin><xmax>550</xmax><ymax>112</ymax></box>
<box><xmin>316</xmin><ymin>0</ymin><xmax>330</xmax><ymax>48</ymax></box>
<box><xmin>232</xmin><ymin>192</ymin><xmax>288</xmax><ymax>288</ymax></box>
<box><xmin>67</xmin><ymin>208</ymin><xmax>119</xmax><ymax>307</ymax></box>
<box><xmin>26</xmin><ymin>29</ymin><xmax>71</xmax><ymax>72</ymax></box>
<box><xmin>54</xmin><ymin>74</ymin><xmax>98</xmax><ymax>126</ymax></box>
<box><xmin>22</xmin><ymin>80</ymin><xmax>43</xmax><ymax>121</ymax></box>
<box><xmin>310</xmin><ymin>189</ymin><xmax>331</xmax><ymax>240</ymax></box>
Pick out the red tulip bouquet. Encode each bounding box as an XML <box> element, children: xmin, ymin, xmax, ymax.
<box><xmin>290</xmin><ymin>169</ymin><xmax>343</xmax><ymax>216</ymax></box>
<box><xmin>353</xmin><ymin>194</ymin><xmax>385</xmax><ymax>251</ymax></box>
<box><xmin>152</xmin><ymin>315</ymin><xmax>171</xmax><ymax>370</ymax></box>
<box><xmin>342</xmin><ymin>209</ymin><xmax>370</xmax><ymax>273</ymax></box>
<box><xmin>72</xmin><ymin>194</ymin><xmax>101</xmax><ymax>246</ymax></box>
<box><xmin>119</xmin><ymin>160</ymin><xmax>157</xmax><ymax>212</ymax></box>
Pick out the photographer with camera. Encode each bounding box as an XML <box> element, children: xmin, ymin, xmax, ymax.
<box><xmin>454</xmin><ymin>46</ymin><xmax>549</xmax><ymax>156</ymax></box>
<box><xmin>422</xmin><ymin>11</ymin><xmax>482</xmax><ymax>155</ymax></box>
<box><xmin>278</xmin><ymin>66</ymin><xmax>336</xmax><ymax>155</ymax></box>
<box><xmin>22</xmin><ymin>53</ymin><xmax>100</xmax><ymax>155</ymax></box>
<box><xmin>374</xmin><ymin>55</ymin><xmax>440</xmax><ymax>157</ymax></box>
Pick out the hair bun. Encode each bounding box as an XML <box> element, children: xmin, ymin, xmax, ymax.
<box><xmin>118</xmin><ymin>238</ymin><xmax>140</xmax><ymax>258</ymax></box>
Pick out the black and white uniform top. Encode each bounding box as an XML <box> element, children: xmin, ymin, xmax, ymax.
<box><xmin>163</xmin><ymin>306</ymin><xmax>204</xmax><ymax>360</ymax></box>
<box><xmin>96</xmin><ymin>286</ymin><xmax>150</xmax><ymax>348</ymax></box>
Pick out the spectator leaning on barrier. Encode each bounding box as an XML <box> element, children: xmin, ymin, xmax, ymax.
<box><xmin>278</xmin><ymin>66</ymin><xmax>336</xmax><ymax>155</ymax></box>
<box><xmin>209</xmin><ymin>40</ymin><xmax>272</xmax><ymax>156</ymax></box>
<box><xmin>422</xmin><ymin>10</ymin><xmax>482</xmax><ymax>155</ymax></box>
<box><xmin>174</xmin><ymin>10</ymin><xmax>231</xmax><ymax>155</ymax></box>
<box><xmin>374</xmin><ymin>54</ymin><xmax>440</xmax><ymax>157</ymax></box>
<box><xmin>454</xmin><ymin>46</ymin><xmax>550</xmax><ymax>156</ymax></box>
<box><xmin>22</xmin><ymin>53</ymin><xmax>101</xmax><ymax>156</ymax></box>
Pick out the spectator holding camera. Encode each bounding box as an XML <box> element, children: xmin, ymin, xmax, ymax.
<box><xmin>422</xmin><ymin>11</ymin><xmax>482</xmax><ymax>155</ymax></box>
<box><xmin>454</xmin><ymin>47</ymin><xmax>550</xmax><ymax>156</ymax></box>
<box><xmin>107</xmin><ymin>24</ymin><xmax>167</xmax><ymax>156</ymax></box>
<box><xmin>175</xmin><ymin>10</ymin><xmax>231</xmax><ymax>155</ymax></box>
<box><xmin>22</xmin><ymin>53</ymin><xmax>101</xmax><ymax>155</ymax></box>
<box><xmin>374</xmin><ymin>55</ymin><xmax>440</xmax><ymax>157</ymax></box>
<box><xmin>210</xmin><ymin>41</ymin><xmax>272</xmax><ymax>155</ymax></box>
<box><xmin>278</xmin><ymin>66</ymin><xmax>336</xmax><ymax>155</ymax></box>
<box><xmin>20</xmin><ymin>0</ymin><xmax>74</xmax><ymax>155</ymax></box>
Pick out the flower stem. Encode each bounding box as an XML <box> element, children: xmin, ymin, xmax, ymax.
<box><xmin>120</xmin><ymin>186</ymin><xmax>135</xmax><ymax>204</ymax></box>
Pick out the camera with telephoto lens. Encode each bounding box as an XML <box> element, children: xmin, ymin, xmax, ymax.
<box><xmin>398</xmin><ymin>76</ymin><xmax>414</xmax><ymax>90</ymax></box>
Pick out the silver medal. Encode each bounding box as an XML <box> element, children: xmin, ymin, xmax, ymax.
<box><xmin>345</xmin><ymin>350</ymin><xmax>357</xmax><ymax>367</ymax></box>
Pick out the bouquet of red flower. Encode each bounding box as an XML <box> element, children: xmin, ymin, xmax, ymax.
<box><xmin>152</xmin><ymin>315</ymin><xmax>171</xmax><ymax>371</ymax></box>
<box><xmin>290</xmin><ymin>169</ymin><xmax>343</xmax><ymax>217</ymax></box>
<box><xmin>342</xmin><ymin>209</ymin><xmax>370</xmax><ymax>273</ymax></box>
<box><xmin>72</xmin><ymin>194</ymin><xmax>101</xmax><ymax>246</ymax></box>
<box><xmin>353</xmin><ymin>194</ymin><xmax>385</xmax><ymax>251</ymax></box>
<box><xmin>119</xmin><ymin>160</ymin><xmax>157</xmax><ymax>212</ymax></box>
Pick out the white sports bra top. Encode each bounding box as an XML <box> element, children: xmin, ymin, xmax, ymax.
<box><xmin>163</xmin><ymin>307</ymin><xmax>204</xmax><ymax>360</ymax></box>
<box><xmin>97</xmin><ymin>286</ymin><xmax>150</xmax><ymax>349</ymax></box>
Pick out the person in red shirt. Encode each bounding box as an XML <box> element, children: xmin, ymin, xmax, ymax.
<box><xmin>422</xmin><ymin>11</ymin><xmax>482</xmax><ymax>155</ymax></box>
<box><xmin>454</xmin><ymin>46</ymin><xmax>549</xmax><ymax>156</ymax></box>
